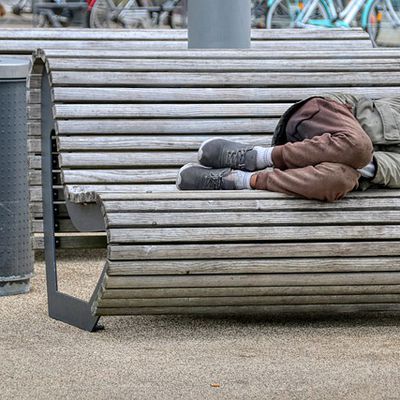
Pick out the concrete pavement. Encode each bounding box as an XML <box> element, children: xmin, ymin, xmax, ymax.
<box><xmin>1</xmin><ymin>250</ymin><xmax>400</xmax><ymax>399</ymax></box>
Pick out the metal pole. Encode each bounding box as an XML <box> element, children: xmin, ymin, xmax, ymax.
<box><xmin>188</xmin><ymin>0</ymin><xmax>251</xmax><ymax>49</ymax></box>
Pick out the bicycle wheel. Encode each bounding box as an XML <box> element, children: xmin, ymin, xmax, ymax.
<box><xmin>364</xmin><ymin>0</ymin><xmax>399</xmax><ymax>45</ymax></box>
<box><xmin>90</xmin><ymin>0</ymin><xmax>150</xmax><ymax>28</ymax></box>
<box><xmin>385</xmin><ymin>0</ymin><xmax>400</xmax><ymax>24</ymax></box>
<box><xmin>266</xmin><ymin>0</ymin><xmax>330</xmax><ymax>29</ymax></box>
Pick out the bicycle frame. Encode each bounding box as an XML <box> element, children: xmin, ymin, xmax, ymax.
<box><xmin>295</xmin><ymin>0</ymin><xmax>366</xmax><ymax>27</ymax></box>
<box><xmin>295</xmin><ymin>0</ymin><xmax>397</xmax><ymax>28</ymax></box>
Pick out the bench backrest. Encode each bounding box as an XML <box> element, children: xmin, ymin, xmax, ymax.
<box><xmin>29</xmin><ymin>47</ymin><xmax>400</xmax><ymax>250</ymax></box>
<box><xmin>0</xmin><ymin>28</ymin><xmax>372</xmax><ymax>56</ymax></box>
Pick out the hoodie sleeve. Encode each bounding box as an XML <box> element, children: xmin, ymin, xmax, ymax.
<box><xmin>371</xmin><ymin>151</ymin><xmax>400</xmax><ymax>188</ymax></box>
<box><xmin>321</xmin><ymin>93</ymin><xmax>365</xmax><ymax>109</ymax></box>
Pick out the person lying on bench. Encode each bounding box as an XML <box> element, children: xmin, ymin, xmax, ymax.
<box><xmin>177</xmin><ymin>93</ymin><xmax>400</xmax><ymax>202</ymax></box>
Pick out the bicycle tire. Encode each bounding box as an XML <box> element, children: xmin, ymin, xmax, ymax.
<box><xmin>384</xmin><ymin>0</ymin><xmax>400</xmax><ymax>24</ymax></box>
<box><xmin>90</xmin><ymin>0</ymin><xmax>148</xmax><ymax>28</ymax></box>
<box><xmin>266</xmin><ymin>0</ymin><xmax>330</xmax><ymax>29</ymax></box>
<box><xmin>363</xmin><ymin>0</ymin><xmax>399</xmax><ymax>45</ymax></box>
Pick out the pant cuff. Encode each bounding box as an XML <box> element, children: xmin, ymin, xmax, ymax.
<box><xmin>271</xmin><ymin>146</ymin><xmax>286</xmax><ymax>170</ymax></box>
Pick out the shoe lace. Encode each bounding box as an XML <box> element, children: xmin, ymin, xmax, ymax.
<box><xmin>225</xmin><ymin>148</ymin><xmax>250</xmax><ymax>169</ymax></box>
<box><xmin>204</xmin><ymin>170</ymin><xmax>225</xmax><ymax>189</ymax></box>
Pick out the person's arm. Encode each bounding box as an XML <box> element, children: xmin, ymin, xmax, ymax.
<box><xmin>370</xmin><ymin>151</ymin><xmax>400</xmax><ymax>188</ymax></box>
<box><xmin>321</xmin><ymin>93</ymin><xmax>364</xmax><ymax>109</ymax></box>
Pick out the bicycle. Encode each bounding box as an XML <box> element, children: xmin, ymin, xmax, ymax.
<box><xmin>252</xmin><ymin>0</ymin><xmax>332</xmax><ymax>27</ymax></box>
<box><xmin>265</xmin><ymin>0</ymin><xmax>400</xmax><ymax>44</ymax></box>
<box><xmin>88</xmin><ymin>0</ymin><xmax>186</xmax><ymax>29</ymax></box>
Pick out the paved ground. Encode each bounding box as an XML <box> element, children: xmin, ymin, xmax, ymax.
<box><xmin>1</xmin><ymin>249</ymin><xmax>400</xmax><ymax>399</ymax></box>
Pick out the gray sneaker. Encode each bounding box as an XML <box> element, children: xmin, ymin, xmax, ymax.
<box><xmin>176</xmin><ymin>163</ymin><xmax>235</xmax><ymax>190</ymax></box>
<box><xmin>198</xmin><ymin>138</ymin><xmax>258</xmax><ymax>171</ymax></box>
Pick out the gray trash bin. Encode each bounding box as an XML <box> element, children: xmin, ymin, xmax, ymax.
<box><xmin>0</xmin><ymin>58</ymin><xmax>33</xmax><ymax>296</ymax></box>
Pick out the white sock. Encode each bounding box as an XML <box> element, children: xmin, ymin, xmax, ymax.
<box><xmin>357</xmin><ymin>161</ymin><xmax>376</xmax><ymax>179</ymax></box>
<box><xmin>225</xmin><ymin>170</ymin><xmax>253</xmax><ymax>190</ymax></box>
<box><xmin>254</xmin><ymin>146</ymin><xmax>274</xmax><ymax>169</ymax></box>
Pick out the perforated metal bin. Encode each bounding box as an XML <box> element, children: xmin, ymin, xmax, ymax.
<box><xmin>0</xmin><ymin>58</ymin><xmax>33</xmax><ymax>296</ymax></box>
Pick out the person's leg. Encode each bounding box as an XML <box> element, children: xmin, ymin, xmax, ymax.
<box><xmin>198</xmin><ymin>98</ymin><xmax>374</xmax><ymax>171</ymax></box>
<box><xmin>251</xmin><ymin>162</ymin><xmax>361</xmax><ymax>202</ymax></box>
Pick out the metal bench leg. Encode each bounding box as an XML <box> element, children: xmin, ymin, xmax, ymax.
<box><xmin>41</xmin><ymin>68</ymin><xmax>103</xmax><ymax>332</ymax></box>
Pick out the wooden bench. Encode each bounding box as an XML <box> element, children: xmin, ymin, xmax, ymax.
<box><xmin>0</xmin><ymin>27</ymin><xmax>372</xmax><ymax>250</ymax></box>
<box><xmin>31</xmin><ymin>45</ymin><xmax>400</xmax><ymax>331</ymax></box>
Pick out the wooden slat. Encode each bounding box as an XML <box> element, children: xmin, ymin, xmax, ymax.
<box><xmin>0</xmin><ymin>39</ymin><xmax>372</xmax><ymax>53</ymax></box>
<box><xmin>51</xmin><ymin>71</ymin><xmax>399</xmax><ymax>87</ymax></box>
<box><xmin>108</xmin><ymin>241</ymin><xmax>400</xmax><ymax>260</ymax></box>
<box><xmin>108</xmin><ymin>225</ymin><xmax>400</xmax><ymax>243</ymax></box>
<box><xmin>96</xmin><ymin>303</ymin><xmax>400</xmax><ymax>316</ymax></box>
<box><xmin>0</xmin><ymin>28</ymin><xmax>370</xmax><ymax>40</ymax></box>
<box><xmin>105</xmin><ymin>272</ymin><xmax>400</xmax><ymax>288</ymax></box>
<box><xmin>54</xmin><ymin>103</ymin><xmax>290</xmax><ymax>119</ymax></box>
<box><xmin>60</xmin><ymin>151</ymin><xmax>196</xmax><ymax>167</ymax></box>
<box><xmin>107</xmin><ymin>257</ymin><xmax>400</xmax><ymax>275</ymax></box>
<box><xmin>62</xmin><ymin>169</ymin><xmax>177</xmax><ymax>184</ymax></box>
<box><xmin>65</xmin><ymin>186</ymin><xmax>400</xmax><ymax>205</ymax></box>
<box><xmin>44</xmin><ymin>49</ymin><xmax>400</xmax><ymax>60</ymax></box>
<box><xmin>97</xmin><ymin>294</ymin><xmax>400</xmax><ymax>308</ymax></box>
<box><xmin>105</xmin><ymin>210</ymin><xmax>400</xmax><ymax>227</ymax></box>
<box><xmin>57</xmin><ymin>135</ymin><xmax>269</xmax><ymax>151</ymax></box>
<box><xmin>102</xmin><ymin>285</ymin><xmax>400</xmax><ymax>299</ymax></box>
<box><xmin>49</xmin><ymin>58</ymin><xmax>396</xmax><ymax>72</ymax></box>
<box><xmin>56</xmin><ymin>118</ymin><xmax>277</xmax><ymax>134</ymax></box>
<box><xmin>102</xmin><ymin>197</ymin><xmax>400</xmax><ymax>213</ymax></box>
<box><xmin>97</xmin><ymin>189</ymin><xmax>400</xmax><ymax>201</ymax></box>
<box><xmin>52</xmin><ymin>87</ymin><xmax>400</xmax><ymax>103</ymax></box>
<box><xmin>45</xmin><ymin>49</ymin><xmax>399</xmax><ymax>60</ymax></box>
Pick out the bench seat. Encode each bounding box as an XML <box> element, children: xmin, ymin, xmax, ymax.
<box><xmin>91</xmin><ymin>190</ymin><xmax>400</xmax><ymax>316</ymax></box>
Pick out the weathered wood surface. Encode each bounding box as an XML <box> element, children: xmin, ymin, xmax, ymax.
<box><xmin>53</xmin><ymin>103</ymin><xmax>290</xmax><ymax>118</ymax></box>
<box><xmin>0</xmin><ymin>28</ymin><xmax>371</xmax><ymax>40</ymax></box>
<box><xmin>105</xmin><ymin>210</ymin><xmax>400</xmax><ymax>227</ymax></box>
<box><xmin>0</xmin><ymin>40</ymin><xmax>373</xmax><ymax>53</ymax></box>
<box><xmin>52</xmin><ymin>87</ymin><xmax>400</xmax><ymax>103</ymax></box>
<box><xmin>97</xmin><ymin>294</ymin><xmax>400</xmax><ymax>308</ymax></box>
<box><xmin>104</xmin><ymin>272</ymin><xmax>400</xmax><ymax>289</ymax></box>
<box><xmin>108</xmin><ymin>226</ymin><xmax>400</xmax><ymax>243</ymax></box>
<box><xmin>97</xmin><ymin>189</ymin><xmax>400</xmax><ymax>200</ymax></box>
<box><xmin>108</xmin><ymin>241</ymin><xmax>400</xmax><ymax>261</ymax></box>
<box><xmin>51</xmin><ymin>71</ymin><xmax>398</xmax><ymax>87</ymax></box>
<box><xmin>102</xmin><ymin>285</ymin><xmax>400</xmax><ymax>299</ymax></box>
<box><xmin>56</xmin><ymin>135</ymin><xmax>269</xmax><ymax>151</ymax></box>
<box><xmin>50</xmin><ymin>58</ymin><xmax>398</xmax><ymax>72</ymax></box>
<box><xmin>106</xmin><ymin>258</ymin><xmax>400</xmax><ymax>275</ymax></box>
<box><xmin>44</xmin><ymin>49</ymin><xmax>399</xmax><ymax>59</ymax></box>
<box><xmin>56</xmin><ymin>118</ymin><xmax>278</xmax><ymax>134</ymax></box>
<box><xmin>96</xmin><ymin>303</ymin><xmax>400</xmax><ymax>316</ymax></box>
